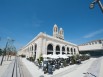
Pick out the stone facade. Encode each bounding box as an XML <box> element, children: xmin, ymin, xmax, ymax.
<box><xmin>18</xmin><ymin>24</ymin><xmax>79</xmax><ymax>59</ymax></box>
<box><xmin>79</xmin><ymin>40</ymin><xmax>103</xmax><ymax>56</ymax></box>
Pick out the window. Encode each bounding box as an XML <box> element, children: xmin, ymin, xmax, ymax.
<box><xmin>99</xmin><ymin>40</ymin><xmax>102</xmax><ymax>44</ymax></box>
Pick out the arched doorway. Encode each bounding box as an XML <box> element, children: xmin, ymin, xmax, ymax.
<box><xmin>47</xmin><ymin>44</ymin><xmax>53</xmax><ymax>55</ymax></box>
<box><xmin>67</xmin><ymin>47</ymin><xmax>69</xmax><ymax>54</ymax></box>
<box><xmin>56</xmin><ymin>45</ymin><xmax>60</xmax><ymax>55</ymax></box>
<box><xmin>62</xmin><ymin>46</ymin><xmax>65</xmax><ymax>54</ymax></box>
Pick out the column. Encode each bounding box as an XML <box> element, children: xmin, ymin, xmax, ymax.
<box><xmin>65</xmin><ymin>46</ymin><xmax>67</xmax><ymax>54</ymax></box>
<box><xmin>53</xmin><ymin>44</ymin><xmax>56</xmax><ymax>55</ymax></box>
<box><xmin>60</xmin><ymin>45</ymin><xmax>62</xmax><ymax>54</ymax></box>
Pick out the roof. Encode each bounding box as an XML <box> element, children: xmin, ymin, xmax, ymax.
<box><xmin>24</xmin><ymin>32</ymin><xmax>77</xmax><ymax>48</ymax></box>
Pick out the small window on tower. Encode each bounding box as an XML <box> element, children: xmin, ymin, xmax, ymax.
<box><xmin>60</xmin><ymin>31</ymin><xmax>62</xmax><ymax>34</ymax></box>
<box><xmin>54</xmin><ymin>27</ymin><xmax>57</xmax><ymax>32</ymax></box>
<box><xmin>56</xmin><ymin>27</ymin><xmax>57</xmax><ymax>32</ymax></box>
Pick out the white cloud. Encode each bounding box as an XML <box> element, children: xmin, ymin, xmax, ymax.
<box><xmin>83</xmin><ymin>29</ymin><xmax>103</xmax><ymax>38</ymax></box>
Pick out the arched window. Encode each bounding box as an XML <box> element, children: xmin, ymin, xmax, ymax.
<box><xmin>56</xmin><ymin>45</ymin><xmax>60</xmax><ymax>55</ymax></box>
<box><xmin>55</xmin><ymin>27</ymin><xmax>57</xmax><ymax>32</ymax></box>
<box><xmin>30</xmin><ymin>46</ymin><xmax>32</xmax><ymax>51</ymax></box>
<box><xmin>67</xmin><ymin>47</ymin><xmax>69</xmax><ymax>54</ymax></box>
<box><xmin>28</xmin><ymin>47</ymin><xmax>29</xmax><ymax>51</ymax></box>
<box><xmin>34</xmin><ymin>44</ymin><xmax>37</xmax><ymax>51</ymax></box>
<box><xmin>32</xmin><ymin>45</ymin><xmax>33</xmax><ymax>51</ymax></box>
<box><xmin>74</xmin><ymin>48</ymin><xmax>76</xmax><ymax>54</ymax></box>
<box><xmin>71</xmin><ymin>48</ymin><xmax>73</xmax><ymax>54</ymax></box>
<box><xmin>47</xmin><ymin>44</ymin><xmax>53</xmax><ymax>55</ymax></box>
<box><xmin>60</xmin><ymin>30</ymin><xmax>62</xmax><ymax>34</ymax></box>
<box><xmin>54</xmin><ymin>27</ymin><xmax>57</xmax><ymax>32</ymax></box>
<box><xmin>62</xmin><ymin>30</ymin><xmax>63</xmax><ymax>35</ymax></box>
<box><xmin>34</xmin><ymin>44</ymin><xmax>37</xmax><ymax>61</ymax></box>
<box><xmin>62</xmin><ymin>46</ymin><xmax>65</xmax><ymax>54</ymax></box>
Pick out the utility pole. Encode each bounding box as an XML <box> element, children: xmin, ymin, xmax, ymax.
<box><xmin>90</xmin><ymin>0</ymin><xmax>103</xmax><ymax>13</ymax></box>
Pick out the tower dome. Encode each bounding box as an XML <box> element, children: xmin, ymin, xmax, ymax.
<box><xmin>54</xmin><ymin>24</ymin><xmax>57</xmax><ymax>27</ymax></box>
<box><xmin>60</xmin><ymin>28</ymin><xmax>63</xmax><ymax>30</ymax></box>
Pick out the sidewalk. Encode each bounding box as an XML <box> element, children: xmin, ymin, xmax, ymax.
<box><xmin>19</xmin><ymin>57</ymin><xmax>33</xmax><ymax>77</ymax></box>
<box><xmin>52</xmin><ymin>58</ymin><xmax>96</xmax><ymax>77</ymax></box>
<box><xmin>0</xmin><ymin>56</ymin><xmax>15</xmax><ymax>77</ymax></box>
<box><xmin>21</xmin><ymin>57</ymin><xmax>96</xmax><ymax>77</ymax></box>
<box><xmin>99</xmin><ymin>57</ymin><xmax>103</xmax><ymax>77</ymax></box>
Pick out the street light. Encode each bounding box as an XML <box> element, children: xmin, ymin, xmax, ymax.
<box><xmin>90</xmin><ymin>0</ymin><xmax>103</xmax><ymax>13</ymax></box>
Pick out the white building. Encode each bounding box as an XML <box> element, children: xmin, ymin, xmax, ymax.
<box><xmin>18</xmin><ymin>24</ymin><xmax>79</xmax><ymax>60</ymax></box>
<box><xmin>79</xmin><ymin>39</ymin><xmax>103</xmax><ymax>56</ymax></box>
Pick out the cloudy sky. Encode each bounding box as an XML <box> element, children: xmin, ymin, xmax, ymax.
<box><xmin>0</xmin><ymin>0</ymin><xmax>103</xmax><ymax>50</ymax></box>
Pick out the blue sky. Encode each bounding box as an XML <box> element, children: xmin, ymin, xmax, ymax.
<box><xmin>0</xmin><ymin>0</ymin><xmax>103</xmax><ymax>50</ymax></box>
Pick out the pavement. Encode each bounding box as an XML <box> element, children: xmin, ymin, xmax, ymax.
<box><xmin>0</xmin><ymin>56</ymin><xmax>15</xmax><ymax>77</ymax></box>
<box><xmin>0</xmin><ymin>56</ymin><xmax>33</xmax><ymax>77</ymax></box>
<box><xmin>99</xmin><ymin>57</ymin><xmax>103</xmax><ymax>77</ymax></box>
<box><xmin>21</xmin><ymin>57</ymin><xmax>98</xmax><ymax>77</ymax></box>
<box><xmin>18</xmin><ymin>57</ymin><xmax>33</xmax><ymax>77</ymax></box>
<box><xmin>83</xmin><ymin>57</ymin><xmax>102</xmax><ymax>77</ymax></box>
<box><xmin>51</xmin><ymin>58</ymin><xmax>96</xmax><ymax>77</ymax></box>
<box><xmin>1</xmin><ymin>56</ymin><xmax>102</xmax><ymax>77</ymax></box>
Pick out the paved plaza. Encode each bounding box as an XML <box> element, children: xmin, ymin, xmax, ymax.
<box><xmin>0</xmin><ymin>56</ymin><xmax>103</xmax><ymax>77</ymax></box>
<box><xmin>0</xmin><ymin>56</ymin><xmax>15</xmax><ymax>77</ymax></box>
<box><xmin>21</xmin><ymin>56</ymin><xmax>103</xmax><ymax>77</ymax></box>
<box><xmin>0</xmin><ymin>56</ymin><xmax>32</xmax><ymax>77</ymax></box>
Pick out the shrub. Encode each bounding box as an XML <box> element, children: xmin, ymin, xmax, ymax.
<box><xmin>70</xmin><ymin>56</ymin><xmax>76</xmax><ymax>64</ymax></box>
<box><xmin>21</xmin><ymin>54</ymin><xmax>26</xmax><ymax>58</ymax></box>
<box><xmin>80</xmin><ymin>54</ymin><xmax>90</xmax><ymax>61</ymax></box>
<box><xmin>39</xmin><ymin>57</ymin><xmax>43</xmax><ymax>62</ymax></box>
<box><xmin>63</xmin><ymin>60</ymin><xmax>67</xmax><ymax>66</ymax></box>
<box><xmin>27</xmin><ymin>58</ymin><xmax>30</xmax><ymax>60</ymax></box>
<box><xmin>29</xmin><ymin>57</ymin><xmax>35</xmax><ymax>61</ymax></box>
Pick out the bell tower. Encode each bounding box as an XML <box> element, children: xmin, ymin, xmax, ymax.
<box><xmin>53</xmin><ymin>24</ymin><xmax>58</xmax><ymax>38</ymax></box>
<box><xmin>59</xmin><ymin>28</ymin><xmax>64</xmax><ymax>40</ymax></box>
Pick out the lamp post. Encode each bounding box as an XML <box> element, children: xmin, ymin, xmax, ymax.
<box><xmin>90</xmin><ymin>0</ymin><xmax>103</xmax><ymax>13</ymax></box>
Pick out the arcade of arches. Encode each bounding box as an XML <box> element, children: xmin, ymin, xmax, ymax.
<box><xmin>47</xmin><ymin>44</ymin><xmax>76</xmax><ymax>55</ymax></box>
<box><xmin>27</xmin><ymin>43</ymin><xmax>77</xmax><ymax>58</ymax></box>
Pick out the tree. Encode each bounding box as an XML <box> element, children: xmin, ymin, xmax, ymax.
<box><xmin>0</xmin><ymin>38</ymin><xmax>16</xmax><ymax>65</ymax></box>
<box><xmin>0</xmin><ymin>49</ymin><xmax>3</xmax><ymax>56</ymax></box>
